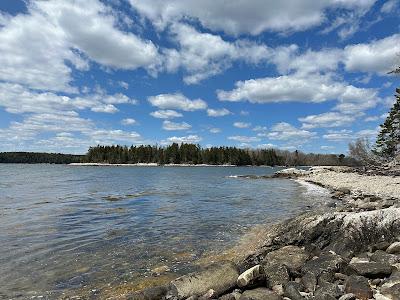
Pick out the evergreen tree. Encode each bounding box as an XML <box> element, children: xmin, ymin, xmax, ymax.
<box><xmin>374</xmin><ymin>88</ymin><xmax>400</xmax><ymax>160</ymax></box>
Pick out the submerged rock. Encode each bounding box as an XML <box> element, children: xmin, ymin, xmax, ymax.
<box><xmin>169</xmin><ymin>262</ymin><xmax>239</xmax><ymax>299</ymax></box>
<box><xmin>126</xmin><ymin>285</ymin><xmax>169</xmax><ymax>300</ymax></box>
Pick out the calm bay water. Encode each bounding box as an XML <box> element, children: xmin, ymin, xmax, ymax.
<box><xmin>0</xmin><ymin>164</ymin><xmax>330</xmax><ymax>299</ymax></box>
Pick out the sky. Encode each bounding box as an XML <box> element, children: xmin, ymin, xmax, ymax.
<box><xmin>0</xmin><ymin>0</ymin><xmax>399</xmax><ymax>154</ymax></box>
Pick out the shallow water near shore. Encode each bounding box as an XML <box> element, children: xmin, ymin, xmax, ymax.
<box><xmin>0</xmin><ymin>164</ymin><xmax>331</xmax><ymax>298</ymax></box>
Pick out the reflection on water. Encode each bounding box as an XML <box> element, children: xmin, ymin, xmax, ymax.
<box><xmin>0</xmin><ymin>165</ymin><xmax>329</xmax><ymax>298</ymax></box>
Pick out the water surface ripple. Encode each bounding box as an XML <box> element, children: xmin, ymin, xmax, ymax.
<box><xmin>0</xmin><ymin>165</ymin><xmax>329</xmax><ymax>298</ymax></box>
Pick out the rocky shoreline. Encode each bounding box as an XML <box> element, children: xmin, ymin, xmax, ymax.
<box><xmin>105</xmin><ymin>167</ymin><xmax>400</xmax><ymax>300</ymax></box>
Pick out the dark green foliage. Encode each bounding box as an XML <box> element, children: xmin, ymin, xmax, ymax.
<box><xmin>0</xmin><ymin>145</ymin><xmax>359</xmax><ymax>166</ymax></box>
<box><xmin>85</xmin><ymin>143</ymin><xmax>281</xmax><ymax>166</ymax></box>
<box><xmin>85</xmin><ymin>144</ymin><xmax>358</xmax><ymax>166</ymax></box>
<box><xmin>0</xmin><ymin>152</ymin><xmax>83</xmax><ymax>164</ymax></box>
<box><xmin>374</xmin><ymin>88</ymin><xmax>400</xmax><ymax>160</ymax></box>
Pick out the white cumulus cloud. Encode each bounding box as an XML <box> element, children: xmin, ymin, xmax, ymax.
<box><xmin>150</xmin><ymin>110</ymin><xmax>183</xmax><ymax>119</ymax></box>
<box><xmin>148</xmin><ymin>93</ymin><xmax>207</xmax><ymax>111</ymax></box>
<box><xmin>162</xmin><ymin>120</ymin><xmax>192</xmax><ymax>131</ymax></box>
<box><xmin>207</xmin><ymin>108</ymin><xmax>232</xmax><ymax>117</ymax></box>
<box><xmin>129</xmin><ymin>0</ymin><xmax>375</xmax><ymax>36</ymax></box>
<box><xmin>233</xmin><ymin>122</ymin><xmax>251</xmax><ymax>128</ymax></box>
<box><xmin>164</xmin><ymin>135</ymin><xmax>202</xmax><ymax>144</ymax></box>
<box><xmin>299</xmin><ymin>112</ymin><xmax>357</xmax><ymax>129</ymax></box>
<box><xmin>0</xmin><ymin>0</ymin><xmax>159</xmax><ymax>92</ymax></box>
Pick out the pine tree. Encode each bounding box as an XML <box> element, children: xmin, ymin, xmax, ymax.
<box><xmin>374</xmin><ymin>88</ymin><xmax>400</xmax><ymax>160</ymax></box>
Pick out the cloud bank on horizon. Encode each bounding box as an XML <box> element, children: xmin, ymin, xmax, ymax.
<box><xmin>0</xmin><ymin>0</ymin><xmax>399</xmax><ymax>154</ymax></box>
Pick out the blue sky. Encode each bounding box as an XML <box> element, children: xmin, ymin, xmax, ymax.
<box><xmin>0</xmin><ymin>0</ymin><xmax>399</xmax><ymax>154</ymax></box>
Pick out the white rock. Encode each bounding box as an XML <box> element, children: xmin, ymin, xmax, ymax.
<box><xmin>375</xmin><ymin>293</ymin><xmax>392</xmax><ymax>300</ymax></box>
<box><xmin>237</xmin><ymin>265</ymin><xmax>261</xmax><ymax>287</ymax></box>
<box><xmin>387</xmin><ymin>242</ymin><xmax>400</xmax><ymax>254</ymax></box>
<box><xmin>272</xmin><ymin>284</ymin><xmax>284</xmax><ymax>296</ymax></box>
<box><xmin>349</xmin><ymin>257</ymin><xmax>369</xmax><ymax>264</ymax></box>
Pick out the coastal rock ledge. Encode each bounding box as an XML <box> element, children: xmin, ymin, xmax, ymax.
<box><xmin>112</xmin><ymin>167</ymin><xmax>400</xmax><ymax>300</ymax></box>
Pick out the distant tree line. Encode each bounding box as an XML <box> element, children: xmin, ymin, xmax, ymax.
<box><xmin>0</xmin><ymin>152</ymin><xmax>83</xmax><ymax>164</ymax></box>
<box><xmin>0</xmin><ymin>145</ymin><xmax>358</xmax><ymax>166</ymax></box>
<box><xmin>84</xmin><ymin>144</ymin><xmax>357</xmax><ymax>166</ymax></box>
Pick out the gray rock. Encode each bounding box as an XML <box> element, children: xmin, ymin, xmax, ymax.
<box><xmin>350</xmin><ymin>262</ymin><xmax>393</xmax><ymax>278</ymax></box>
<box><xmin>283</xmin><ymin>282</ymin><xmax>303</xmax><ymax>300</ymax></box>
<box><xmin>239</xmin><ymin>288</ymin><xmax>282</xmax><ymax>300</ymax></box>
<box><xmin>371</xmin><ymin>278</ymin><xmax>382</xmax><ymax>286</ymax></box>
<box><xmin>127</xmin><ymin>285</ymin><xmax>168</xmax><ymax>300</ymax></box>
<box><xmin>219</xmin><ymin>291</ymin><xmax>241</xmax><ymax>300</ymax></box>
<box><xmin>338</xmin><ymin>293</ymin><xmax>356</xmax><ymax>300</ymax></box>
<box><xmin>371</xmin><ymin>250</ymin><xmax>400</xmax><ymax>265</ymax></box>
<box><xmin>372</xmin><ymin>242</ymin><xmax>391</xmax><ymax>252</ymax></box>
<box><xmin>263</xmin><ymin>246</ymin><xmax>308</xmax><ymax>273</ymax></box>
<box><xmin>317</xmin><ymin>281</ymin><xmax>342</xmax><ymax>298</ymax></box>
<box><xmin>237</xmin><ymin>265</ymin><xmax>262</xmax><ymax>288</ymax></box>
<box><xmin>334</xmin><ymin>273</ymin><xmax>348</xmax><ymax>281</ymax></box>
<box><xmin>344</xmin><ymin>275</ymin><xmax>373</xmax><ymax>300</ymax></box>
<box><xmin>302</xmin><ymin>252</ymin><xmax>345</xmax><ymax>277</ymax></box>
<box><xmin>169</xmin><ymin>262</ymin><xmax>239</xmax><ymax>299</ymax></box>
<box><xmin>263</xmin><ymin>264</ymin><xmax>289</xmax><ymax>288</ymax></box>
<box><xmin>198</xmin><ymin>289</ymin><xmax>217</xmax><ymax>300</ymax></box>
<box><xmin>314</xmin><ymin>284</ymin><xmax>337</xmax><ymax>300</ymax></box>
<box><xmin>387</xmin><ymin>242</ymin><xmax>400</xmax><ymax>254</ymax></box>
<box><xmin>301</xmin><ymin>272</ymin><xmax>317</xmax><ymax>293</ymax></box>
<box><xmin>313</xmin><ymin>295</ymin><xmax>336</xmax><ymax>300</ymax></box>
<box><xmin>382</xmin><ymin>271</ymin><xmax>400</xmax><ymax>289</ymax></box>
<box><xmin>318</xmin><ymin>270</ymin><xmax>335</xmax><ymax>285</ymax></box>
<box><xmin>381</xmin><ymin>282</ymin><xmax>400</xmax><ymax>299</ymax></box>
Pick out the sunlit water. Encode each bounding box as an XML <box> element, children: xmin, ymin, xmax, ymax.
<box><xmin>0</xmin><ymin>165</ymin><xmax>331</xmax><ymax>299</ymax></box>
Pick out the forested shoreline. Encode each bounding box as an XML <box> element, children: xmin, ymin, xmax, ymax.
<box><xmin>0</xmin><ymin>144</ymin><xmax>359</xmax><ymax>166</ymax></box>
<box><xmin>1</xmin><ymin>144</ymin><xmax>357</xmax><ymax>166</ymax></box>
<box><xmin>0</xmin><ymin>152</ymin><xmax>83</xmax><ymax>164</ymax></box>
<box><xmin>85</xmin><ymin>144</ymin><xmax>357</xmax><ymax>166</ymax></box>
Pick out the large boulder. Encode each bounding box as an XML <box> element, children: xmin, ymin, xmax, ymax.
<box><xmin>302</xmin><ymin>252</ymin><xmax>345</xmax><ymax>277</ymax></box>
<box><xmin>262</xmin><ymin>246</ymin><xmax>309</xmax><ymax>273</ymax></box>
<box><xmin>169</xmin><ymin>262</ymin><xmax>239</xmax><ymax>299</ymax></box>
